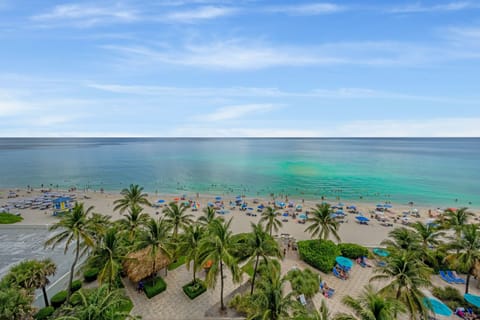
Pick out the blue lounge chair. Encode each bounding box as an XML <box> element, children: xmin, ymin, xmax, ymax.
<box><xmin>333</xmin><ymin>267</ymin><xmax>344</xmax><ymax>280</ymax></box>
<box><xmin>439</xmin><ymin>270</ymin><xmax>454</xmax><ymax>283</ymax></box>
<box><xmin>447</xmin><ymin>271</ymin><xmax>466</xmax><ymax>284</ymax></box>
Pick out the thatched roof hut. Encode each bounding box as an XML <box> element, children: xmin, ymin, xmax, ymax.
<box><xmin>123</xmin><ymin>247</ymin><xmax>170</xmax><ymax>283</ymax></box>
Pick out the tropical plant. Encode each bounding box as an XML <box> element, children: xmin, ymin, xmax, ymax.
<box><xmin>334</xmin><ymin>284</ymin><xmax>406</xmax><ymax>320</ymax></box>
<box><xmin>0</xmin><ymin>287</ymin><xmax>34</xmax><ymax>320</ymax></box>
<box><xmin>198</xmin><ymin>206</ymin><xmax>221</xmax><ymax>226</ymax></box>
<box><xmin>370</xmin><ymin>251</ymin><xmax>432</xmax><ymax>319</ymax></box>
<box><xmin>56</xmin><ymin>285</ymin><xmax>134</xmax><ymax>320</ymax></box>
<box><xmin>411</xmin><ymin>222</ymin><xmax>445</xmax><ymax>250</ymax></box>
<box><xmin>198</xmin><ymin>218</ymin><xmax>241</xmax><ymax>310</ymax></box>
<box><xmin>178</xmin><ymin>224</ymin><xmax>205</xmax><ymax>283</ymax></box>
<box><xmin>381</xmin><ymin>227</ymin><xmax>421</xmax><ymax>253</ymax></box>
<box><xmin>1</xmin><ymin>258</ymin><xmax>56</xmax><ymax>307</ymax></box>
<box><xmin>293</xmin><ymin>299</ymin><xmax>330</xmax><ymax>320</ymax></box>
<box><xmin>45</xmin><ymin>202</ymin><xmax>96</xmax><ymax>301</ymax></box>
<box><xmin>163</xmin><ymin>202</ymin><xmax>194</xmax><ymax>239</ymax></box>
<box><xmin>136</xmin><ymin>218</ymin><xmax>172</xmax><ymax>277</ymax></box>
<box><xmin>442</xmin><ymin>207</ymin><xmax>474</xmax><ymax>239</ymax></box>
<box><xmin>259</xmin><ymin>206</ymin><xmax>283</xmax><ymax>236</ymax></box>
<box><xmin>113</xmin><ymin>184</ymin><xmax>151</xmax><ymax>214</ymax></box>
<box><xmin>285</xmin><ymin>268</ymin><xmax>320</xmax><ymax>299</ymax></box>
<box><xmin>305</xmin><ymin>203</ymin><xmax>340</xmax><ymax>241</ymax></box>
<box><xmin>118</xmin><ymin>204</ymin><xmax>150</xmax><ymax>242</ymax></box>
<box><xmin>245</xmin><ymin>223</ymin><xmax>282</xmax><ymax>294</ymax></box>
<box><xmin>445</xmin><ymin>223</ymin><xmax>480</xmax><ymax>293</ymax></box>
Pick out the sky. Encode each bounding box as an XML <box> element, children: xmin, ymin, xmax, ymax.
<box><xmin>0</xmin><ymin>0</ymin><xmax>480</xmax><ymax>137</ymax></box>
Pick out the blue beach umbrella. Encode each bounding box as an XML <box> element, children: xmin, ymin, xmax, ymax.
<box><xmin>423</xmin><ymin>297</ymin><xmax>452</xmax><ymax>317</ymax></box>
<box><xmin>335</xmin><ymin>256</ymin><xmax>353</xmax><ymax>269</ymax></box>
<box><xmin>282</xmin><ymin>212</ymin><xmax>289</xmax><ymax>217</ymax></box>
<box><xmin>356</xmin><ymin>216</ymin><xmax>370</xmax><ymax>222</ymax></box>
<box><xmin>299</xmin><ymin>214</ymin><xmax>307</xmax><ymax>220</ymax></box>
<box><xmin>248</xmin><ymin>207</ymin><xmax>254</xmax><ymax>211</ymax></box>
<box><xmin>215</xmin><ymin>196</ymin><xmax>222</xmax><ymax>201</ymax></box>
<box><xmin>373</xmin><ymin>248</ymin><xmax>389</xmax><ymax>257</ymax></box>
<box><xmin>337</xmin><ymin>203</ymin><xmax>344</xmax><ymax>207</ymax></box>
<box><xmin>208</xmin><ymin>202</ymin><xmax>214</xmax><ymax>207</ymax></box>
<box><xmin>347</xmin><ymin>205</ymin><xmax>356</xmax><ymax>210</ymax></box>
<box><xmin>464</xmin><ymin>294</ymin><xmax>480</xmax><ymax>307</ymax></box>
<box><xmin>258</xmin><ymin>204</ymin><xmax>265</xmax><ymax>209</ymax></box>
<box><xmin>157</xmin><ymin>199</ymin><xmax>165</xmax><ymax>204</ymax></box>
<box><xmin>384</xmin><ymin>204</ymin><xmax>393</xmax><ymax>208</ymax></box>
<box><xmin>336</xmin><ymin>210</ymin><xmax>344</xmax><ymax>215</ymax></box>
<box><xmin>376</xmin><ymin>204</ymin><xmax>384</xmax><ymax>208</ymax></box>
<box><xmin>330</xmin><ymin>213</ymin><xmax>338</xmax><ymax>218</ymax></box>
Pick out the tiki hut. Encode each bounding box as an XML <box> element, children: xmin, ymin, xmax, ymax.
<box><xmin>123</xmin><ymin>247</ymin><xmax>170</xmax><ymax>283</ymax></box>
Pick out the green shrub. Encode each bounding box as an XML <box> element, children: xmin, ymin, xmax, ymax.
<box><xmin>228</xmin><ymin>293</ymin><xmax>256</xmax><ymax>317</ymax></box>
<box><xmin>338</xmin><ymin>243</ymin><xmax>369</xmax><ymax>259</ymax></box>
<box><xmin>143</xmin><ymin>276</ymin><xmax>167</xmax><ymax>299</ymax></box>
<box><xmin>182</xmin><ymin>280</ymin><xmax>207</xmax><ymax>300</ymax></box>
<box><xmin>0</xmin><ymin>213</ymin><xmax>23</xmax><ymax>224</ymax></box>
<box><xmin>298</xmin><ymin>240</ymin><xmax>340</xmax><ymax>273</ymax></box>
<box><xmin>70</xmin><ymin>291</ymin><xmax>82</xmax><ymax>306</ymax></box>
<box><xmin>83</xmin><ymin>267</ymin><xmax>100</xmax><ymax>282</ymax></box>
<box><xmin>34</xmin><ymin>306</ymin><xmax>54</xmax><ymax>320</ymax></box>
<box><xmin>71</xmin><ymin>280</ymin><xmax>82</xmax><ymax>292</ymax></box>
<box><xmin>168</xmin><ymin>256</ymin><xmax>186</xmax><ymax>271</ymax></box>
<box><xmin>50</xmin><ymin>290</ymin><xmax>67</xmax><ymax>309</ymax></box>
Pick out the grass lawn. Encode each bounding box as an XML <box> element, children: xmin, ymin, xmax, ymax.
<box><xmin>0</xmin><ymin>213</ymin><xmax>23</xmax><ymax>224</ymax></box>
<box><xmin>168</xmin><ymin>256</ymin><xmax>186</xmax><ymax>270</ymax></box>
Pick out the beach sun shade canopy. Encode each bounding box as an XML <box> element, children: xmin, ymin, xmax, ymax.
<box><xmin>335</xmin><ymin>256</ymin><xmax>353</xmax><ymax>269</ymax></box>
<box><xmin>356</xmin><ymin>216</ymin><xmax>370</xmax><ymax>222</ymax></box>
<box><xmin>347</xmin><ymin>205</ymin><xmax>356</xmax><ymax>209</ymax></box>
<box><xmin>423</xmin><ymin>297</ymin><xmax>452</xmax><ymax>316</ymax></box>
<box><xmin>299</xmin><ymin>214</ymin><xmax>307</xmax><ymax>219</ymax></box>
<box><xmin>384</xmin><ymin>204</ymin><xmax>393</xmax><ymax>208</ymax></box>
<box><xmin>283</xmin><ymin>213</ymin><xmax>289</xmax><ymax>217</ymax></box>
<box><xmin>464</xmin><ymin>294</ymin><xmax>480</xmax><ymax>307</ymax></box>
<box><xmin>373</xmin><ymin>248</ymin><xmax>390</xmax><ymax>257</ymax></box>
<box><xmin>157</xmin><ymin>199</ymin><xmax>165</xmax><ymax>204</ymax></box>
<box><xmin>215</xmin><ymin>196</ymin><xmax>222</xmax><ymax>201</ymax></box>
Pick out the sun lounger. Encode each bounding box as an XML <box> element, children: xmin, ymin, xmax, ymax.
<box><xmin>447</xmin><ymin>271</ymin><xmax>466</xmax><ymax>284</ymax></box>
<box><xmin>333</xmin><ymin>267</ymin><xmax>344</xmax><ymax>280</ymax></box>
<box><xmin>439</xmin><ymin>270</ymin><xmax>454</xmax><ymax>283</ymax></box>
<box><xmin>298</xmin><ymin>294</ymin><xmax>307</xmax><ymax>306</ymax></box>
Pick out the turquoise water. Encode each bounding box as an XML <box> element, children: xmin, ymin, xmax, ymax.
<box><xmin>0</xmin><ymin>138</ymin><xmax>479</xmax><ymax>208</ymax></box>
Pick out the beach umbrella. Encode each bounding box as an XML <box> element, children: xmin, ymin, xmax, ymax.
<box><xmin>207</xmin><ymin>202</ymin><xmax>214</xmax><ymax>207</ymax></box>
<box><xmin>347</xmin><ymin>205</ymin><xmax>356</xmax><ymax>210</ymax></box>
<box><xmin>248</xmin><ymin>207</ymin><xmax>254</xmax><ymax>211</ymax></box>
<box><xmin>464</xmin><ymin>294</ymin><xmax>480</xmax><ymax>307</ymax></box>
<box><xmin>373</xmin><ymin>248</ymin><xmax>389</xmax><ymax>257</ymax></box>
<box><xmin>356</xmin><ymin>216</ymin><xmax>370</xmax><ymax>222</ymax></box>
<box><xmin>282</xmin><ymin>212</ymin><xmax>289</xmax><ymax>217</ymax></box>
<box><xmin>157</xmin><ymin>199</ymin><xmax>165</xmax><ymax>204</ymax></box>
<box><xmin>258</xmin><ymin>204</ymin><xmax>265</xmax><ymax>209</ymax></box>
<box><xmin>335</xmin><ymin>256</ymin><xmax>353</xmax><ymax>269</ymax></box>
<box><xmin>423</xmin><ymin>297</ymin><xmax>452</xmax><ymax>317</ymax></box>
<box><xmin>241</xmin><ymin>203</ymin><xmax>247</xmax><ymax>208</ymax></box>
<box><xmin>376</xmin><ymin>204</ymin><xmax>384</xmax><ymax>208</ymax></box>
<box><xmin>338</xmin><ymin>203</ymin><xmax>344</xmax><ymax>207</ymax></box>
<box><xmin>331</xmin><ymin>205</ymin><xmax>338</xmax><ymax>209</ymax></box>
<box><xmin>384</xmin><ymin>204</ymin><xmax>393</xmax><ymax>208</ymax></box>
<box><xmin>215</xmin><ymin>196</ymin><xmax>222</xmax><ymax>201</ymax></box>
<box><xmin>335</xmin><ymin>210</ymin><xmax>344</xmax><ymax>215</ymax></box>
<box><xmin>299</xmin><ymin>214</ymin><xmax>307</xmax><ymax>220</ymax></box>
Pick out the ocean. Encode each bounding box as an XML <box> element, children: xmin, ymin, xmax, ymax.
<box><xmin>0</xmin><ymin>138</ymin><xmax>479</xmax><ymax>208</ymax></box>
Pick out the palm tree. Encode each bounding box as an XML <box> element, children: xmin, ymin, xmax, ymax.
<box><xmin>443</xmin><ymin>207</ymin><xmax>474</xmax><ymax>239</ymax></box>
<box><xmin>88</xmin><ymin>227</ymin><xmax>126</xmax><ymax>291</ymax></box>
<box><xmin>381</xmin><ymin>227</ymin><xmax>421</xmax><ymax>253</ymax></box>
<box><xmin>305</xmin><ymin>203</ymin><xmax>340</xmax><ymax>241</ymax></box>
<box><xmin>57</xmin><ymin>285</ymin><xmax>135</xmax><ymax>320</ymax></box>
<box><xmin>246</xmin><ymin>223</ymin><xmax>282</xmax><ymax>294</ymax></box>
<box><xmin>113</xmin><ymin>184</ymin><xmax>151</xmax><ymax>214</ymax></box>
<box><xmin>199</xmin><ymin>218</ymin><xmax>241</xmax><ymax>310</ymax></box>
<box><xmin>411</xmin><ymin>222</ymin><xmax>445</xmax><ymax>250</ymax></box>
<box><xmin>370</xmin><ymin>251</ymin><xmax>432</xmax><ymax>319</ymax></box>
<box><xmin>136</xmin><ymin>217</ymin><xmax>172</xmax><ymax>277</ymax></box>
<box><xmin>0</xmin><ymin>287</ymin><xmax>34</xmax><ymax>320</ymax></box>
<box><xmin>334</xmin><ymin>285</ymin><xmax>406</xmax><ymax>320</ymax></box>
<box><xmin>260</xmin><ymin>206</ymin><xmax>283</xmax><ymax>236</ymax></box>
<box><xmin>294</xmin><ymin>300</ymin><xmax>330</xmax><ymax>320</ymax></box>
<box><xmin>178</xmin><ymin>224</ymin><xmax>205</xmax><ymax>283</ymax></box>
<box><xmin>45</xmin><ymin>202</ymin><xmax>96</xmax><ymax>301</ymax></box>
<box><xmin>163</xmin><ymin>202</ymin><xmax>194</xmax><ymax>239</ymax></box>
<box><xmin>198</xmin><ymin>206</ymin><xmax>222</xmax><ymax>226</ymax></box>
<box><xmin>1</xmin><ymin>259</ymin><xmax>57</xmax><ymax>307</ymax></box>
<box><xmin>445</xmin><ymin>223</ymin><xmax>480</xmax><ymax>293</ymax></box>
<box><xmin>285</xmin><ymin>268</ymin><xmax>320</xmax><ymax>299</ymax></box>
<box><xmin>118</xmin><ymin>204</ymin><xmax>150</xmax><ymax>242</ymax></box>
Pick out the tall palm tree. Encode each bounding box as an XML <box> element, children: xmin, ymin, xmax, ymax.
<box><xmin>246</xmin><ymin>223</ymin><xmax>282</xmax><ymax>294</ymax></box>
<box><xmin>136</xmin><ymin>217</ymin><xmax>172</xmax><ymax>277</ymax></box>
<box><xmin>88</xmin><ymin>227</ymin><xmax>126</xmax><ymax>291</ymax></box>
<box><xmin>113</xmin><ymin>184</ymin><xmax>151</xmax><ymax>214</ymax></box>
<box><xmin>411</xmin><ymin>222</ymin><xmax>445</xmax><ymax>250</ymax></box>
<box><xmin>178</xmin><ymin>224</ymin><xmax>205</xmax><ymax>283</ymax></box>
<box><xmin>57</xmin><ymin>285</ymin><xmax>135</xmax><ymax>320</ymax></box>
<box><xmin>443</xmin><ymin>207</ymin><xmax>474</xmax><ymax>239</ymax></box>
<box><xmin>381</xmin><ymin>227</ymin><xmax>421</xmax><ymax>253</ymax></box>
<box><xmin>198</xmin><ymin>218</ymin><xmax>241</xmax><ymax>310</ymax></box>
<box><xmin>334</xmin><ymin>285</ymin><xmax>406</xmax><ymax>320</ymax></box>
<box><xmin>198</xmin><ymin>206</ymin><xmax>222</xmax><ymax>226</ymax></box>
<box><xmin>1</xmin><ymin>259</ymin><xmax>57</xmax><ymax>307</ymax></box>
<box><xmin>163</xmin><ymin>202</ymin><xmax>194</xmax><ymax>239</ymax></box>
<box><xmin>259</xmin><ymin>206</ymin><xmax>283</xmax><ymax>236</ymax></box>
<box><xmin>305</xmin><ymin>203</ymin><xmax>340</xmax><ymax>242</ymax></box>
<box><xmin>370</xmin><ymin>251</ymin><xmax>432</xmax><ymax>319</ymax></box>
<box><xmin>45</xmin><ymin>202</ymin><xmax>96</xmax><ymax>301</ymax></box>
<box><xmin>118</xmin><ymin>204</ymin><xmax>150</xmax><ymax>242</ymax></box>
<box><xmin>445</xmin><ymin>223</ymin><xmax>480</xmax><ymax>293</ymax></box>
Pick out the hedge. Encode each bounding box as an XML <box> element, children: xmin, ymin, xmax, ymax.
<box><xmin>71</xmin><ymin>280</ymin><xmax>82</xmax><ymax>292</ymax></box>
<box><xmin>0</xmin><ymin>213</ymin><xmax>23</xmax><ymax>224</ymax></box>
<box><xmin>83</xmin><ymin>267</ymin><xmax>100</xmax><ymax>283</ymax></box>
<box><xmin>182</xmin><ymin>280</ymin><xmax>207</xmax><ymax>300</ymax></box>
<box><xmin>50</xmin><ymin>290</ymin><xmax>67</xmax><ymax>309</ymax></box>
<box><xmin>34</xmin><ymin>306</ymin><xmax>54</xmax><ymax>320</ymax></box>
<box><xmin>338</xmin><ymin>243</ymin><xmax>369</xmax><ymax>259</ymax></box>
<box><xmin>143</xmin><ymin>276</ymin><xmax>167</xmax><ymax>299</ymax></box>
<box><xmin>168</xmin><ymin>256</ymin><xmax>186</xmax><ymax>271</ymax></box>
<box><xmin>298</xmin><ymin>240</ymin><xmax>340</xmax><ymax>273</ymax></box>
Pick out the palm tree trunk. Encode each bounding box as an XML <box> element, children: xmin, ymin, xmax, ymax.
<box><xmin>250</xmin><ymin>254</ymin><xmax>260</xmax><ymax>295</ymax></box>
<box><xmin>193</xmin><ymin>258</ymin><xmax>196</xmax><ymax>283</ymax></box>
<box><xmin>220</xmin><ymin>261</ymin><xmax>225</xmax><ymax>310</ymax></box>
<box><xmin>466</xmin><ymin>274</ymin><xmax>471</xmax><ymax>294</ymax></box>
<box><xmin>42</xmin><ymin>286</ymin><xmax>49</xmax><ymax>307</ymax></box>
<box><xmin>67</xmin><ymin>238</ymin><xmax>81</xmax><ymax>302</ymax></box>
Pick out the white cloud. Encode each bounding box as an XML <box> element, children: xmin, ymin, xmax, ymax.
<box><xmin>31</xmin><ymin>3</ymin><xmax>138</xmax><ymax>27</ymax></box>
<box><xmin>199</xmin><ymin>104</ymin><xmax>277</xmax><ymax>121</ymax></box>
<box><xmin>266</xmin><ymin>3</ymin><xmax>345</xmax><ymax>15</ymax></box>
<box><xmin>165</xmin><ymin>6</ymin><xmax>237</xmax><ymax>22</ymax></box>
<box><xmin>389</xmin><ymin>1</ymin><xmax>477</xmax><ymax>13</ymax></box>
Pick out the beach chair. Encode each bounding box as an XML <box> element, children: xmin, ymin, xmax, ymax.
<box><xmin>447</xmin><ymin>271</ymin><xmax>466</xmax><ymax>284</ymax></box>
<box><xmin>298</xmin><ymin>294</ymin><xmax>307</xmax><ymax>306</ymax></box>
<box><xmin>332</xmin><ymin>268</ymin><xmax>344</xmax><ymax>280</ymax></box>
<box><xmin>439</xmin><ymin>270</ymin><xmax>454</xmax><ymax>283</ymax></box>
